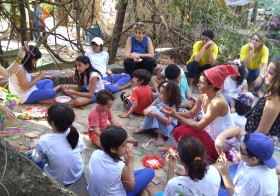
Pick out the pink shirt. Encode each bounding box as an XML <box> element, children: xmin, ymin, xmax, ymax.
<box><xmin>88</xmin><ymin>106</ymin><xmax>113</xmax><ymax>131</ymax></box>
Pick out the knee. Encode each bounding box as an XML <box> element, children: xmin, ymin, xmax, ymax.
<box><xmin>145</xmin><ymin>168</ymin><xmax>155</xmax><ymax>179</ymax></box>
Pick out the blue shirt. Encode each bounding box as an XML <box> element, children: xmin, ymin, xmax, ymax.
<box><xmin>130</xmin><ymin>35</ymin><xmax>148</xmax><ymax>54</ymax></box>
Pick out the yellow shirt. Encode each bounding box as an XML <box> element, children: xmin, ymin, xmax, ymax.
<box><xmin>187</xmin><ymin>41</ymin><xmax>218</xmax><ymax>66</ymax></box>
<box><xmin>240</xmin><ymin>44</ymin><xmax>269</xmax><ymax>70</ymax></box>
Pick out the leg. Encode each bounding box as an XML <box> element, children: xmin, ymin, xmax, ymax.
<box><xmin>24</xmin><ymin>89</ymin><xmax>55</xmax><ymax>104</ymax></box>
<box><xmin>104</xmin><ymin>74</ymin><xmax>132</xmax><ymax>93</ymax></box>
<box><xmin>156</xmin><ymin>132</ymin><xmax>165</xmax><ymax>147</ymax></box>
<box><xmin>187</xmin><ymin>61</ymin><xmax>199</xmax><ymax>95</ymax></box>
<box><xmin>88</xmin><ymin>131</ymin><xmax>102</xmax><ymax>149</ymax></box>
<box><xmin>139</xmin><ymin>57</ymin><xmax>157</xmax><ymax>75</ymax></box>
<box><xmin>151</xmin><ymin>75</ymin><xmax>163</xmax><ymax>93</ymax></box>
<box><xmin>125</xmin><ymin>168</ymin><xmax>155</xmax><ymax>196</ymax></box>
<box><xmin>36</xmin><ymin>79</ymin><xmax>53</xmax><ymax>90</ymax></box>
<box><xmin>124</xmin><ymin>59</ymin><xmax>137</xmax><ymax>76</ymax></box>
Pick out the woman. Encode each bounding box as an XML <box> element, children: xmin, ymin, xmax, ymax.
<box><xmin>161</xmin><ymin>65</ymin><xmax>239</xmax><ymax>162</ymax></box>
<box><xmin>240</xmin><ymin>32</ymin><xmax>269</xmax><ymax>97</ymax></box>
<box><xmin>245</xmin><ymin>58</ymin><xmax>280</xmax><ymax>137</ymax></box>
<box><xmin>186</xmin><ymin>30</ymin><xmax>219</xmax><ymax>95</ymax></box>
<box><xmin>85</xmin><ymin>37</ymin><xmax>132</xmax><ymax>93</ymax></box>
<box><xmin>123</xmin><ymin>22</ymin><xmax>156</xmax><ymax>76</ymax></box>
<box><xmin>9</xmin><ymin>45</ymin><xmax>59</xmax><ymax>104</ymax></box>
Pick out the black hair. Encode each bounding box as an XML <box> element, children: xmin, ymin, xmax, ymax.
<box><xmin>74</xmin><ymin>55</ymin><xmax>103</xmax><ymax>86</ymax></box>
<box><xmin>47</xmin><ymin>103</ymin><xmax>78</xmax><ymax>149</ymax></box>
<box><xmin>165</xmin><ymin>64</ymin><xmax>181</xmax><ymax>80</ymax></box>
<box><xmin>201</xmin><ymin>72</ymin><xmax>220</xmax><ymax>92</ymax></box>
<box><xmin>96</xmin><ymin>89</ymin><xmax>115</xmax><ymax>105</ymax></box>
<box><xmin>178</xmin><ymin>136</ymin><xmax>207</xmax><ymax>181</ymax></box>
<box><xmin>234</xmin><ymin>99</ymin><xmax>252</xmax><ymax>116</ymax></box>
<box><xmin>163</xmin><ymin>50</ymin><xmax>177</xmax><ymax>61</ymax></box>
<box><xmin>158</xmin><ymin>81</ymin><xmax>181</xmax><ymax>108</ymax></box>
<box><xmin>22</xmin><ymin>45</ymin><xmax>42</xmax><ymax>73</ymax></box>
<box><xmin>235</xmin><ymin>63</ymin><xmax>246</xmax><ymax>87</ymax></box>
<box><xmin>132</xmin><ymin>69</ymin><xmax>151</xmax><ymax>85</ymax></box>
<box><xmin>202</xmin><ymin>30</ymin><xmax>214</xmax><ymax>40</ymax></box>
<box><xmin>100</xmin><ymin>125</ymin><xmax>128</xmax><ymax>161</ymax></box>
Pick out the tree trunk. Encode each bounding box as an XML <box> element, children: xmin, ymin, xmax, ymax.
<box><xmin>19</xmin><ymin>0</ymin><xmax>27</xmax><ymax>45</ymax></box>
<box><xmin>108</xmin><ymin>0</ymin><xmax>128</xmax><ymax>64</ymax></box>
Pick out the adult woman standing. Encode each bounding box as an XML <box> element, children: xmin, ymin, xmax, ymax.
<box><xmin>123</xmin><ymin>22</ymin><xmax>156</xmax><ymax>76</ymax></box>
<box><xmin>240</xmin><ymin>32</ymin><xmax>269</xmax><ymax>97</ymax></box>
<box><xmin>161</xmin><ymin>65</ymin><xmax>240</xmax><ymax>162</ymax></box>
<box><xmin>85</xmin><ymin>37</ymin><xmax>132</xmax><ymax>93</ymax></box>
<box><xmin>245</xmin><ymin>58</ymin><xmax>280</xmax><ymax>137</ymax></box>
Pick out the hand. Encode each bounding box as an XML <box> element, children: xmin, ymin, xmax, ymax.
<box><xmin>118</xmin><ymin>113</ymin><xmax>130</xmax><ymax>118</ymax></box>
<box><xmin>182</xmin><ymin>99</ymin><xmax>195</xmax><ymax>108</ymax></box>
<box><xmin>123</xmin><ymin>143</ymin><xmax>134</xmax><ymax>165</ymax></box>
<box><xmin>160</xmin><ymin>105</ymin><xmax>177</xmax><ymax>118</ymax></box>
<box><xmin>215</xmin><ymin>136</ymin><xmax>225</xmax><ymax>155</ymax></box>
<box><xmin>253</xmin><ymin>75</ymin><xmax>263</xmax><ymax>88</ymax></box>
<box><xmin>2</xmin><ymin>106</ymin><xmax>16</xmax><ymax>120</ymax></box>
<box><xmin>37</xmin><ymin>71</ymin><xmax>46</xmax><ymax>80</ymax></box>
<box><xmin>205</xmin><ymin>41</ymin><xmax>214</xmax><ymax>48</ymax></box>
<box><xmin>61</xmin><ymin>85</ymin><xmax>68</xmax><ymax>90</ymax></box>
<box><xmin>166</xmin><ymin>153</ymin><xmax>176</xmax><ymax>170</ymax></box>
<box><xmin>63</xmin><ymin>89</ymin><xmax>75</xmax><ymax>96</ymax></box>
<box><xmin>18</xmin><ymin>46</ymin><xmax>26</xmax><ymax>59</ymax></box>
<box><xmin>248</xmin><ymin>43</ymin><xmax>254</xmax><ymax>51</ymax></box>
<box><xmin>215</xmin><ymin>160</ymin><xmax>230</xmax><ymax>176</ymax></box>
<box><xmin>146</xmin><ymin>110</ymin><xmax>157</xmax><ymax>117</ymax></box>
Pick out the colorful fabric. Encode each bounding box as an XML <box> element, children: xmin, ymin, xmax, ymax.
<box><xmin>0</xmin><ymin>87</ymin><xmax>19</xmax><ymax>124</ymax></box>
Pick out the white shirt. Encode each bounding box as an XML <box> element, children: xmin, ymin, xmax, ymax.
<box><xmin>84</xmin><ymin>72</ymin><xmax>104</xmax><ymax>92</ymax></box>
<box><xmin>164</xmin><ymin>165</ymin><xmax>221</xmax><ymax>196</ymax></box>
<box><xmin>222</xmin><ymin>76</ymin><xmax>247</xmax><ymax>103</ymax></box>
<box><xmin>85</xmin><ymin>50</ymin><xmax>109</xmax><ymax>77</ymax></box>
<box><xmin>9</xmin><ymin>64</ymin><xmax>38</xmax><ymax>103</ymax></box>
<box><xmin>231</xmin><ymin>113</ymin><xmax>247</xmax><ymax>130</ymax></box>
<box><xmin>87</xmin><ymin>150</ymin><xmax>126</xmax><ymax>196</ymax></box>
<box><xmin>233</xmin><ymin>161</ymin><xmax>278</xmax><ymax>196</ymax></box>
<box><xmin>32</xmin><ymin>130</ymin><xmax>85</xmax><ymax>185</ymax></box>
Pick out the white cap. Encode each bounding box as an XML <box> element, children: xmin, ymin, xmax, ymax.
<box><xmin>91</xmin><ymin>37</ymin><xmax>103</xmax><ymax>45</ymax></box>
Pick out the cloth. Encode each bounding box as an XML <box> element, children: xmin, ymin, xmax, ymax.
<box><xmin>130</xmin><ymin>85</ymin><xmax>153</xmax><ymax>115</ymax></box>
<box><xmin>83</xmin><ymin>71</ymin><xmax>104</xmax><ymax>92</ymax></box>
<box><xmin>245</xmin><ymin>96</ymin><xmax>280</xmax><ymax>137</ymax></box>
<box><xmin>85</xmin><ymin>50</ymin><xmax>109</xmax><ymax>77</ymax></box>
<box><xmin>245</xmin><ymin>68</ymin><xmax>265</xmax><ymax>93</ymax></box>
<box><xmin>231</xmin><ymin>113</ymin><xmax>247</xmax><ymax>130</ymax></box>
<box><xmin>123</xmin><ymin>58</ymin><xmax>156</xmax><ymax>76</ymax></box>
<box><xmin>130</xmin><ymin>35</ymin><xmax>148</xmax><ymax>54</ymax></box>
<box><xmin>233</xmin><ymin>161</ymin><xmax>278</xmax><ymax>196</ymax></box>
<box><xmin>81</xmin><ymin>88</ymin><xmax>97</xmax><ymax>103</ymax></box>
<box><xmin>187</xmin><ymin>61</ymin><xmax>212</xmax><ymax>79</ymax></box>
<box><xmin>161</xmin><ymin>65</ymin><xmax>189</xmax><ymax>101</ymax></box>
<box><xmin>103</xmin><ymin>74</ymin><xmax>131</xmax><ymax>93</ymax></box>
<box><xmin>222</xmin><ymin>77</ymin><xmax>247</xmax><ymax>104</ymax></box>
<box><xmin>32</xmin><ymin>130</ymin><xmax>85</xmax><ymax>186</ymax></box>
<box><xmin>240</xmin><ymin>44</ymin><xmax>269</xmax><ymax>70</ymax></box>
<box><xmin>87</xmin><ymin>150</ymin><xmax>126</xmax><ymax>196</ymax></box>
<box><xmin>0</xmin><ymin>88</ymin><xmax>19</xmax><ymax>125</ymax></box>
<box><xmin>164</xmin><ymin>165</ymin><xmax>221</xmax><ymax>196</ymax></box>
<box><xmin>204</xmin><ymin>65</ymin><xmax>240</xmax><ymax>89</ymax></box>
<box><xmin>140</xmin><ymin>98</ymin><xmax>177</xmax><ymax>137</ymax></box>
<box><xmin>186</xmin><ymin>41</ymin><xmax>218</xmax><ymax>66</ymax></box>
<box><xmin>24</xmin><ymin>79</ymin><xmax>56</xmax><ymax>104</ymax></box>
<box><xmin>9</xmin><ymin>64</ymin><xmax>38</xmax><ymax>104</ymax></box>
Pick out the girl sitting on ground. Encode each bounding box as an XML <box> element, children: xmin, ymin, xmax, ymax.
<box><xmin>61</xmin><ymin>55</ymin><xmax>104</xmax><ymax>107</ymax></box>
<box><xmin>133</xmin><ymin>81</ymin><xmax>181</xmax><ymax>146</ymax></box>
<box><xmin>32</xmin><ymin>103</ymin><xmax>88</xmax><ymax>195</ymax></box>
<box><xmin>87</xmin><ymin>125</ymin><xmax>155</xmax><ymax>196</ymax></box>
<box><xmin>222</xmin><ymin>59</ymin><xmax>248</xmax><ymax>106</ymax></box>
<box><xmin>9</xmin><ymin>45</ymin><xmax>59</xmax><ymax>104</ymax></box>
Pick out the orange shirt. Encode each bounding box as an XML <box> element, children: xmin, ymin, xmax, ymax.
<box><xmin>130</xmin><ymin>85</ymin><xmax>153</xmax><ymax>115</ymax></box>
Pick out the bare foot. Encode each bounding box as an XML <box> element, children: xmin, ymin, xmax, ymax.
<box><xmin>127</xmin><ymin>137</ymin><xmax>138</xmax><ymax>146</ymax></box>
<box><xmin>53</xmin><ymin>85</ymin><xmax>62</xmax><ymax>93</ymax></box>
<box><xmin>155</xmin><ymin>133</ymin><xmax>164</xmax><ymax>147</ymax></box>
<box><xmin>132</xmin><ymin>128</ymin><xmax>143</xmax><ymax>134</ymax></box>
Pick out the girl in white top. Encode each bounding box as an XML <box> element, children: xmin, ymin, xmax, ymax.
<box><xmin>61</xmin><ymin>55</ymin><xmax>104</xmax><ymax>106</ymax></box>
<box><xmin>32</xmin><ymin>103</ymin><xmax>88</xmax><ymax>195</ymax></box>
<box><xmin>222</xmin><ymin>59</ymin><xmax>248</xmax><ymax>106</ymax></box>
<box><xmin>9</xmin><ymin>45</ymin><xmax>59</xmax><ymax>104</ymax></box>
<box><xmin>87</xmin><ymin>125</ymin><xmax>155</xmax><ymax>196</ymax></box>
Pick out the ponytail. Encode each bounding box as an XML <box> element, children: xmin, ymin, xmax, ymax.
<box><xmin>67</xmin><ymin>125</ymin><xmax>79</xmax><ymax>149</ymax></box>
<box><xmin>188</xmin><ymin>157</ymin><xmax>207</xmax><ymax>181</ymax></box>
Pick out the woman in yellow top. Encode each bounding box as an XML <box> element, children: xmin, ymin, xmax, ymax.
<box><xmin>240</xmin><ymin>32</ymin><xmax>269</xmax><ymax>97</ymax></box>
<box><xmin>186</xmin><ymin>30</ymin><xmax>219</xmax><ymax>95</ymax></box>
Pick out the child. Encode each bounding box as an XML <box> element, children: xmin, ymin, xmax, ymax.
<box><xmin>87</xmin><ymin>125</ymin><xmax>155</xmax><ymax>196</ymax></box>
<box><xmin>88</xmin><ymin>89</ymin><xmax>137</xmax><ymax>148</ymax></box>
<box><xmin>222</xmin><ymin>59</ymin><xmax>248</xmax><ymax>106</ymax></box>
<box><xmin>61</xmin><ymin>55</ymin><xmax>104</xmax><ymax>107</ymax></box>
<box><xmin>32</xmin><ymin>103</ymin><xmax>88</xmax><ymax>195</ymax></box>
<box><xmin>165</xmin><ymin>64</ymin><xmax>194</xmax><ymax>109</ymax></box>
<box><xmin>9</xmin><ymin>45</ymin><xmax>60</xmax><ymax>104</ymax></box>
<box><xmin>134</xmin><ymin>81</ymin><xmax>181</xmax><ymax>146</ymax></box>
<box><xmin>230</xmin><ymin>90</ymin><xmax>254</xmax><ymax>130</ymax></box>
<box><xmin>118</xmin><ymin>69</ymin><xmax>153</xmax><ymax>118</ymax></box>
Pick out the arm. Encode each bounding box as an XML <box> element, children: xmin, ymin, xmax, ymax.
<box><xmin>121</xmin><ymin>143</ymin><xmax>135</xmax><ymax>191</ymax></box>
<box><xmin>208</xmin><ymin>43</ymin><xmax>217</xmax><ymax>65</ymax></box>
<box><xmin>0</xmin><ymin>105</ymin><xmax>15</xmax><ymax>120</ymax></box>
<box><xmin>240</xmin><ymin>44</ymin><xmax>254</xmax><ymax>66</ymax></box>
<box><xmin>177</xmin><ymin>95</ymin><xmax>203</xmax><ymax>119</ymax></box>
<box><xmin>5</xmin><ymin>46</ymin><xmax>26</xmax><ymax>77</ymax></box>
<box><xmin>143</xmin><ymin>100</ymin><xmax>157</xmax><ymax>115</ymax></box>
<box><xmin>152</xmin><ymin>106</ymin><xmax>176</xmax><ymax>125</ymax></box>
<box><xmin>255</xmin><ymin>97</ymin><xmax>280</xmax><ymax>134</ymax></box>
<box><xmin>118</xmin><ymin>100</ymin><xmax>138</xmax><ymax>118</ymax></box>
<box><xmin>91</xmin><ymin>126</ymin><xmax>102</xmax><ymax>137</ymax></box>
<box><xmin>241</xmin><ymin>81</ymin><xmax>248</xmax><ymax>91</ymax></box>
<box><xmin>193</xmin><ymin>41</ymin><xmax>213</xmax><ymax>62</ymax></box>
<box><xmin>16</xmin><ymin>68</ymin><xmax>45</xmax><ymax>91</ymax></box>
<box><xmin>138</xmin><ymin>37</ymin><xmax>154</xmax><ymax>58</ymax></box>
<box><xmin>124</xmin><ymin>37</ymin><xmax>133</xmax><ymax>59</ymax></box>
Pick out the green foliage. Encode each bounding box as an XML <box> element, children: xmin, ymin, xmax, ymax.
<box><xmin>260</xmin><ymin>0</ymin><xmax>280</xmax><ymax>16</ymax></box>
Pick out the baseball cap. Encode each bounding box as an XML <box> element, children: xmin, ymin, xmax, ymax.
<box><xmin>91</xmin><ymin>37</ymin><xmax>103</xmax><ymax>46</ymax></box>
<box><xmin>231</xmin><ymin>90</ymin><xmax>254</xmax><ymax>106</ymax></box>
<box><xmin>243</xmin><ymin>133</ymin><xmax>277</xmax><ymax>169</ymax></box>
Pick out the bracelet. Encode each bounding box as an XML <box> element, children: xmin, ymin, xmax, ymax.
<box><xmin>15</xmin><ymin>56</ymin><xmax>23</xmax><ymax>64</ymax></box>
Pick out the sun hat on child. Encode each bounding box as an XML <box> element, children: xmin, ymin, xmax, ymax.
<box><xmin>243</xmin><ymin>133</ymin><xmax>277</xmax><ymax>169</ymax></box>
<box><xmin>231</xmin><ymin>90</ymin><xmax>254</xmax><ymax>106</ymax></box>
<box><xmin>204</xmin><ymin>65</ymin><xmax>240</xmax><ymax>89</ymax></box>
<box><xmin>91</xmin><ymin>37</ymin><xmax>104</xmax><ymax>46</ymax></box>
